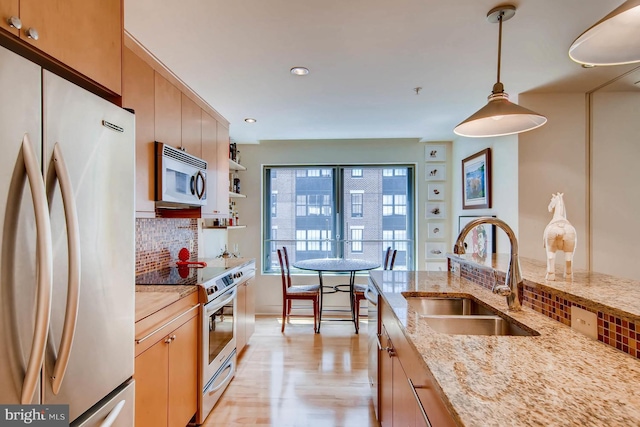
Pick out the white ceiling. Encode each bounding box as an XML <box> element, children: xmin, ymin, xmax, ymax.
<box><xmin>124</xmin><ymin>0</ymin><xmax>639</xmax><ymax>144</ymax></box>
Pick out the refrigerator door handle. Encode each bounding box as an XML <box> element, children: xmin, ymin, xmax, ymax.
<box><xmin>20</xmin><ymin>134</ymin><xmax>54</xmax><ymax>404</ymax></box>
<box><xmin>46</xmin><ymin>142</ymin><xmax>82</xmax><ymax>395</ymax></box>
<box><xmin>99</xmin><ymin>399</ymin><xmax>125</xmax><ymax>427</ymax></box>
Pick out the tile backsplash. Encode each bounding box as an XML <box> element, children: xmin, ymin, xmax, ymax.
<box><xmin>135</xmin><ymin>218</ymin><xmax>198</xmax><ymax>275</ymax></box>
<box><xmin>451</xmin><ymin>258</ymin><xmax>640</xmax><ymax>360</ymax></box>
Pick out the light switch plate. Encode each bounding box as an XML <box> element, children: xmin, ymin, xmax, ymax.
<box><xmin>571</xmin><ymin>306</ymin><xmax>598</xmax><ymax>340</ymax></box>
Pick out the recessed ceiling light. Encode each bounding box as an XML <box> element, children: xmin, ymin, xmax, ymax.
<box><xmin>581</xmin><ymin>63</ymin><xmax>597</xmax><ymax>68</ymax></box>
<box><xmin>290</xmin><ymin>67</ymin><xmax>309</xmax><ymax>76</ymax></box>
<box><xmin>244</xmin><ymin>118</ymin><xmax>256</xmax><ymax>123</ymax></box>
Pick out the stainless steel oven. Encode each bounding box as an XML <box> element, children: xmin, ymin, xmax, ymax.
<box><xmin>196</xmin><ymin>261</ymin><xmax>255</xmax><ymax>425</ymax></box>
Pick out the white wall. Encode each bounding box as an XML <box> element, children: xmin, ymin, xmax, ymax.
<box><xmin>226</xmin><ymin>138</ymin><xmax>449</xmax><ymax>314</ymax></box>
<box><xmin>451</xmin><ymin>136</ymin><xmax>519</xmax><ymax>253</ymax></box>
<box><xmin>518</xmin><ymin>93</ymin><xmax>588</xmax><ymax>269</ymax></box>
<box><xmin>591</xmin><ymin>91</ymin><xmax>640</xmax><ymax>278</ymax></box>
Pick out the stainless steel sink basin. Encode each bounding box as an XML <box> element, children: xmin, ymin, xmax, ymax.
<box><xmin>422</xmin><ymin>315</ymin><xmax>539</xmax><ymax>336</ymax></box>
<box><xmin>405</xmin><ymin>297</ymin><xmax>495</xmax><ymax>316</ymax></box>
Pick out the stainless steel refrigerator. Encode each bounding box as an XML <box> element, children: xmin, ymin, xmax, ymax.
<box><xmin>0</xmin><ymin>45</ymin><xmax>135</xmax><ymax>426</ymax></box>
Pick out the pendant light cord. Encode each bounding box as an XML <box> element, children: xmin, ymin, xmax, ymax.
<box><xmin>496</xmin><ymin>11</ymin><xmax>503</xmax><ymax>86</ymax></box>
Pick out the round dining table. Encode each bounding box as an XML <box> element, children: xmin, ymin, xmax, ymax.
<box><xmin>292</xmin><ymin>258</ymin><xmax>380</xmax><ymax>333</ymax></box>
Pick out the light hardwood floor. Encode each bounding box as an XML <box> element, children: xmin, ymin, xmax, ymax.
<box><xmin>202</xmin><ymin>316</ymin><xmax>379</xmax><ymax>427</ymax></box>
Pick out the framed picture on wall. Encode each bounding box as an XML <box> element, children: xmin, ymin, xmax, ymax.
<box><xmin>458</xmin><ymin>215</ymin><xmax>496</xmax><ymax>264</ymax></box>
<box><xmin>425</xmin><ymin>242</ymin><xmax>447</xmax><ymax>259</ymax></box>
<box><xmin>426</xmin><ymin>202</ymin><xmax>446</xmax><ymax>219</ymax></box>
<box><xmin>427</xmin><ymin>183</ymin><xmax>445</xmax><ymax>201</ymax></box>
<box><xmin>462</xmin><ymin>148</ymin><xmax>491</xmax><ymax>209</ymax></box>
<box><xmin>427</xmin><ymin>222</ymin><xmax>445</xmax><ymax>239</ymax></box>
<box><xmin>425</xmin><ymin>144</ymin><xmax>446</xmax><ymax>162</ymax></box>
<box><xmin>425</xmin><ymin>164</ymin><xmax>446</xmax><ymax>181</ymax></box>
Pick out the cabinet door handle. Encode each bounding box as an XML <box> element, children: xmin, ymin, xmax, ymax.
<box><xmin>408</xmin><ymin>378</ymin><xmax>433</xmax><ymax>427</ymax></box>
<box><xmin>170</xmin><ymin>334</ymin><xmax>177</xmax><ymax>341</ymax></box>
<box><xmin>136</xmin><ymin>304</ymin><xmax>199</xmax><ymax>344</ymax></box>
<box><xmin>25</xmin><ymin>27</ymin><xmax>39</xmax><ymax>40</ymax></box>
<box><xmin>7</xmin><ymin>16</ymin><xmax>22</xmax><ymax>29</ymax></box>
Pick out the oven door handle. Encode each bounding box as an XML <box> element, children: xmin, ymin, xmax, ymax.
<box><xmin>206</xmin><ymin>358</ymin><xmax>235</xmax><ymax>395</ymax></box>
<box><xmin>206</xmin><ymin>287</ymin><xmax>237</xmax><ymax>314</ymax></box>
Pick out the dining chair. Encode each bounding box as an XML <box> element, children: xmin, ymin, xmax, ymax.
<box><xmin>277</xmin><ymin>247</ymin><xmax>320</xmax><ymax>333</ymax></box>
<box><xmin>353</xmin><ymin>247</ymin><xmax>397</xmax><ymax>333</ymax></box>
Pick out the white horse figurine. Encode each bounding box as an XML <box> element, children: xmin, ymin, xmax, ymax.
<box><xmin>543</xmin><ymin>193</ymin><xmax>577</xmax><ymax>280</ymax></box>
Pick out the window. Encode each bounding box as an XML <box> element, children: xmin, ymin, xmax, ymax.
<box><xmin>351</xmin><ymin>191</ymin><xmax>363</xmax><ymax>218</ymax></box>
<box><xmin>271</xmin><ymin>191</ymin><xmax>278</xmax><ymax>217</ymax></box>
<box><xmin>264</xmin><ymin>165</ymin><xmax>414</xmax><ymax>272</ymax></box>
<box><xmin>351</xmin><ymin>227</ymin><xmax>364</xmax><ymax>253</ymax></box>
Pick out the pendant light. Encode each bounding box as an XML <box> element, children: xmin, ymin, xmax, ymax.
<box><xmin>454</xmin><ymin>5</ymin><xmax>547</xmax><ymax>138</ymax></box>
<box><xmin>569</xmin><ymin>0</ymin><xmax>640</xmax><ymax>66</ymax></box>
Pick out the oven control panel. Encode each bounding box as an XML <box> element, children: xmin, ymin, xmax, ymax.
<box><xmin>205</xmin><ymin>273</ymin><xmax>234</xmax><ymax>295</ymax></box>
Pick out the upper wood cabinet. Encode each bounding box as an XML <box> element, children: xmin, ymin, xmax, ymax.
<box><xmin>217</xmin><ymin>122</ymin><xmax>231</xmax><ymax>217</ymax></box>
<box><xmin>181</xmin><ymin>93</ymin><xmax>202</xmax><ymax>158</ymax></box>
<box><xmin>122</xmin><ymin>46</ymin><xmax>155</xmax><ymax>217</ymax></box>
<box><xmin>154</xmin><ymin>72</ymin><xmax>182</xmax><ymax>149</ymax></box>
<box><xmin>201</xmin><ymin>110</ymin><xmax>219</xmax><ymax>218</ymax></box>
<box><xmin>0</xmin><ymin>0</ymin><xmax>122</xmax><ymax>94</ymax></box>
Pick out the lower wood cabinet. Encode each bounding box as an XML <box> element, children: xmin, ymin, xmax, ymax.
<box><xmin>236</xmin><ymin>278</ymin><xmax>255</xmax><ymax>355</ymax></box>
<box><xmin>379</xmin><ymin>298</ymin><xmax>456</xmax><ymax>427</ymax></box>
<box><xmin>135</xmin><ymin>294</ymin><xmax>199</xmax><ymax>427</ymax></box>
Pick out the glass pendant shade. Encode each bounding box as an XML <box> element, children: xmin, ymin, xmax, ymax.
<box><xmin>454</xmin><ymin>88</ymin><xmax>547</xmax><ymax>138</ymax></box>
<box><xmin>569</xmin><ymin>0</ymin><xmax>640</xmax><ymax>66</ymax></box>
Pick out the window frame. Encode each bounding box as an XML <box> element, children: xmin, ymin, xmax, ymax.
<box><xmin>263</xmin><ymin>164</ymin><xmax>415</xmax><ymax>273</ymax></box>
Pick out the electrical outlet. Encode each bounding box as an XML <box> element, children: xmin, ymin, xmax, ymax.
<box><xmin>189</xmin><ymin>239</ymin><xmax>194</xmax><ymax>253</ymax></box>
<box><xmin>571</xmin><ymin>306</ymin><xmax>597</xmax><ymax>340</ymax></box>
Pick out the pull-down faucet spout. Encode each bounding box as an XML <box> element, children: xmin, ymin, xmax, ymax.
<box><xmin>454</xmin><ymin>217</ymin><xmax>522</xmax><ymax>311</ymax></box>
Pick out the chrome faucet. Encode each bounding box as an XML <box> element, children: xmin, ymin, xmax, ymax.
<box><xmin>454</xmin><ymin>217</ymin><xmax>522</xmax><ymax>311</ymax></box>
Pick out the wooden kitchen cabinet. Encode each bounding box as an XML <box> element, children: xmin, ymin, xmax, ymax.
<box><xmin>181</xmin><ymin>93</ymin><xmax>202</xmax><ymax>158</ymax></box>
<box><xmin>379</xmin><ymin>298</ymin><xmax>456</xmax><ymax>427</ymax></box>
<box><xmin>201</xmin><ymin>110</ymin><xmax>222</xmax><ymax>218</ymax></box>
<box><xmin>122</xmin><ymin>46</ymin><xmax>156</xmax><ymax>217</ymax></box>
<box><xmin>217</xmin><ymin>122</ymin><xmax>231</xmax><ymax>217</ymax></box>
<box><xmin>0</xmin><ymin>0</ymin><xmax>122</xmax><ymax>94</ymax></box>
<box><xmin>154</xmin><ymin>72</ymin><xmax>182</xmax><ymax>149</ymax></box>
<box><xmin>236</xmin><ymin>279</ymin><xmax>255</xmax><ymax>355</ymax></box>
<box><xmin>135</xmin><ymin>294</ymin><xmax>199</xmax><ymax>427</ymax></box>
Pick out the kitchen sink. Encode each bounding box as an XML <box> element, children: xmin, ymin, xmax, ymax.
<box><xmin>421</xmin><ymin>315</ymin><xmax>539</xmax><ymax>336</ymax></box>
<box><xmin>405</xmin><ymin>297</ymin><xmax>496</xmax><ymax>316</ymax></box>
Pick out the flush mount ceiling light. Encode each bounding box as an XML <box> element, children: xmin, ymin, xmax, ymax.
<box><xmin>244</xmin><ymin>118</ymin><xmax>256</xmax><ymax>123</ymax></box>
<box><xmin>290</xmin><ymin>67</ymin><xmax>309</xmax><ymax>76</ymax></box>
<box><xmin>453</xmin><ymin>5</ymin><xmax>547</xmax><ymax>138</ymax></box>
<box><xmin>569</xmin><ymin>0</ymin><xmax>640</xmax><ymax>66</ymax></box>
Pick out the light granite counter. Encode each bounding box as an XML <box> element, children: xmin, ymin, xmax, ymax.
<box><xmin>369</xmin><ymin>270</ymin><xmax>640</xmax><ymax>427</ymax></box>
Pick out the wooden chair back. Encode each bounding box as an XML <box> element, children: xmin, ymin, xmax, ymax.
<box><xmin>383</xmin><ymin>246</ymin><xmax>398</xmax><ymax>270</ymax></box>
<box><xmin>277</xmin><ymin>247</ymin><xmax>293</xmax><ymax>291</ymax></box>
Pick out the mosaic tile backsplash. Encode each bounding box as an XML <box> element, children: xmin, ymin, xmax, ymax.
<box><xmin>452</xmin><ymin>258</ymin><xmax>640</xmax><ymax>360</ymax></box>
<box><xmin>135</xmin><ymin>218</ymin><xmax>198</xmax><ymax>275</ymax></box>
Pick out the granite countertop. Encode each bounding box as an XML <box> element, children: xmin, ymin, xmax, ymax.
<box><xmin>450</xmin><ymin>254</ymin><xmax>640</xmax><ymax>321</ymax></box>
<box><xmin>369</xmin><ymin>270</ymin><xmax>640</xmax><ymax>427</ymax></box>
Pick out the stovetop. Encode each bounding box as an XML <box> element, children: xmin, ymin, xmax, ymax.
<box><xmin>135</xmin><ymin>266</ymin><xmax>231</xmax><ymax>287</ymax></box>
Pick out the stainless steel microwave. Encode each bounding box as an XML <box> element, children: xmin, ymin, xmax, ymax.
<box><xmin>155</xmin><ymin>142</ymin><xmax>208</xmax><ymax>207</ymax></box>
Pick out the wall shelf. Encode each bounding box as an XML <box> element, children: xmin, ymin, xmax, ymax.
<box><xmin>204</xmin><ymin>225</ymin><xmax>247</xmax><ymax>230</ymax></box>
<box><xmin>229</xmin><ymin>158</ymin><xmax>246</xmax><ymax>171</ymax></box>
<box><xmin>229</xmin><ymin>191</ymin><xmax>246</xmax><ymax>198</ymax></box>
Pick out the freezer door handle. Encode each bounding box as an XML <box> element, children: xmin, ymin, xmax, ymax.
<box><xmin>46</xmin><ymin>142</ymin><xmax>82</xmax><ymax>395</ymax></box>
<box><xmin>99</xmin><ymin>399</ymin><xmax>125</xmax><ymax>427</ymax></box>
<box><xmin>20</xmin><ymin>134</ymin><xmax>54</xmax><ymax>404</ymax></box>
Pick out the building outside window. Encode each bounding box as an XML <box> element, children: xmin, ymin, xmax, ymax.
<box><xmin>263</xmin><ymin>165</ymin><xmax>414</xmax><ymax>272</ymax></box>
